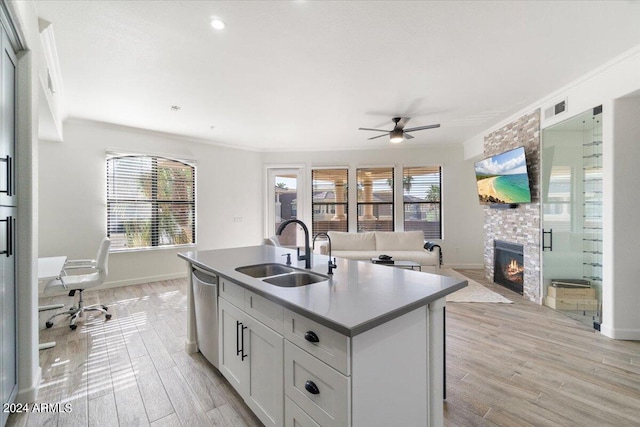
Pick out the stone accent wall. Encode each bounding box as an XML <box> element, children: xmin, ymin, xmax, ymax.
<box><xmin>483</xmin><ymin>110</ymin><xmax>541</xmax><ymax>303</ymax></box>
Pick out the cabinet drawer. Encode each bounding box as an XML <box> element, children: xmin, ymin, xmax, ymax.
<box><xmin>245</xmin><ymin>291</ymin><xmax>284</xmax><ymax>334</ymax></box>
<box><xmin>285</xmin><ymin>396</ymin><xmax>320</xmax><ymax>427</ymax></box>
<box><xmin>284</xmin><ymin>308</ymin><xmax>350</xmax><ymax>375</ymax></box>
<box><xmin>219</xmin><ymin>278</ymin><xmax>245</xmax><ymax>308</ymax></box>
<box><xmin>284</xmin><ymin>341</ymin><xmax>349</xmax><ymax>427</ymax></box>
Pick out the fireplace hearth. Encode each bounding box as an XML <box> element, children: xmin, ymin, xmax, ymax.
<box><xmin>494</xmin><ymin>240</ymin><xmax>524</xmax><ymax>294</ymax></box>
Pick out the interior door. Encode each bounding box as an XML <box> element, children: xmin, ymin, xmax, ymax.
<box><xmin>541</xmin><ymin>107</ymin><xmax>603</xmax><ymax>325</ymax></box>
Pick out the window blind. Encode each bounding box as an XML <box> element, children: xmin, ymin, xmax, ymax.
<box><xmin>106</xmin><ymin>154</ymin><xmax>195</xmax><ymax>250</ymax></box>
<box><xmin>356</xmin><ymin>167</ymin><xmax>394</xmax><ymax>232</ymax></box>
<box><xmin>403</xmin><ymin>166</ymin><xmax>442</xmax><ymax>239</ymax></box>
<box><xmin>312</xmin><ymin>169</ymin><xmax>348</xmax><ymax>235</ymax></box>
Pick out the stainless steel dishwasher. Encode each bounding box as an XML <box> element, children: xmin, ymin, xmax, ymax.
<box><xmin>192</xmin><ymin>266</ymin><xmax>219</xmax><ymax>368</ymax></box>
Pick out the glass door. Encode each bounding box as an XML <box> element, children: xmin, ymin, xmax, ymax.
<box><xmin>266</xmin><ymin>168</ymin><xmax>303</xmax><ymax>247</ymax></box>
<box><xmin>541</xmin><ymin>107</ymin><xmax>602</xmax><ymax>328</ymax></box>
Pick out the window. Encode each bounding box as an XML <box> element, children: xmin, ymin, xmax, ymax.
<box><xmin>357</xmin><ymin>167</ymin><xmax>394</xmax><ymax>232</ymax></box>
<box><xmin>312</xmin><ymin>169</ymin><xmax>348</xmax><ymax>235</ymax></box>
<box><xmin>403</xmin><ymin>166</ymin><xmax>442</xmax><ymax>239</ymax></box>
<box><xmin>107</xmin><ymin>154</ymin><xmax>195</xmax><ymax>250</ymax></box>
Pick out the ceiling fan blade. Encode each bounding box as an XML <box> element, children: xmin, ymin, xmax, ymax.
<box><xmin>403</xmin><ymin>133</ymin><xmax>415</xmax><ymax>140</ymax></box>
<box><xmin>403</xmin><ymin>124</ymin><xmax>441</xmax><ymax>132</ymax></box>
<box><xmin>396</xmin><ymin>117</ymin><xmax>410</xmax><ymax>129</ymax></box>
<box><xmin>367</xmin><ymin>133</ymin><xmax>390</xmax><ymax>140</ymax></box>
<box><xmin>359</xmin><ymin>127</ymin><xmax>392</xmax><ymax>132</ymax></box>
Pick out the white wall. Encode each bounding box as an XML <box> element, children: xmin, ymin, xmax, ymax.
<box><xmin>38</xmin><ymin>119</ymin><xmax>263</xmax><ymax>288</ymax></box>
<box><xmin>463</xmin><ymin>46</ymin><xmax>640</xmax><ymax>160</ymax></box>
<box><xmin>601</xmin><ymin>94</ymin><xmax>640</xmax><ymax>339</ymax></box>
<box><xmin>262</xmin><ymin>144</ymin><xmax>485</xmax><ymax>268</ymax></box>
<box><xmin>462</xmin><ymin>45</ymin><xmax>640</xmax><ymax>339</ymax></box>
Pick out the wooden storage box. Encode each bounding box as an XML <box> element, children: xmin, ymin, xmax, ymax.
<box><xmin>548</xmin><ymin>286</ymin><xmax>596</xmax><ymax>299</ymax></box>
<box><xmin>545</xmin><ymin>295</ymin><xmax>598</xmax><ymax>311</ymax></box>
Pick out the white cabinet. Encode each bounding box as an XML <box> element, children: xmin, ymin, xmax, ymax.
<box><xmin>284</xmin><ymin>341</ymin><xmax>349</xmax><ymax>427</ymax></box>
<box><xmin>214</xmin><ymin>277</ymin><xmax>446</xmax><ymax>427</ymax></box>
<box><xmin>219</xmin><ymin>298</ymin><xmax>248</xmax><ymax>391</ymax></box>
<box><xmin>219</xmin><ymin>290</ymin><xmax>284</xmax><ymax>427</ymax></box>
<box><xmin>285</xmin><ymin>397</ymin><xmax>320</xmax><ymax>427</ymax></box>
<box><xmin>0</xmin><ymin>25</ymin><xmax>16</xmax><ymax>208</ymax></box>
<box><xmin>0</xmin><ymin>22</ymin><xmax>17</xmax><ymax>427</ymax></box>
<box><xmin>284</xmin><ymin>299</ymin><xmax>446</xmax><ymax>427</ymax></box>
<box><xmin>283</xmin><ymin>308</ymin><xmax>350</xmax><ymax>375</ymax></box>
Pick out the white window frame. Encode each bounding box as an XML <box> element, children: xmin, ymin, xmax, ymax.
<box><xmin>106</xmin><ymin>152</ymin><xmax>196</xmax><ymax>252</ymax></box>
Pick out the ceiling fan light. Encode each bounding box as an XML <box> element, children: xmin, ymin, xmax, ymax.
<box><xmin>210</xmin><ymin>18</ymin><xmax>226</xmax><ymax>30</ymax></box>
<box><xmin>390</xmin><ymin>129</ymin><xmax>404</xmax><ymax>143</ymax></box>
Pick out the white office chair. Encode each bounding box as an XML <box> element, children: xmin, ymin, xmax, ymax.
<box><xmin>263</xmin><ymin>236</ymin><xmax>281</xmax><ymax>246</ymax></box>
<box><xmin>44</xmin><ymin>238</ymin><xmax>112</xmax><ymax>330</ymax></box>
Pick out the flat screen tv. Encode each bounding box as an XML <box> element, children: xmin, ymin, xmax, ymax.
<box><xmin>474</xmin><ymin>146</ymin><xmax>532</xmax><ymax>205</ymax></box>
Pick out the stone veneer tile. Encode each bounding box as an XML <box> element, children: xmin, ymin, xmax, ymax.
<box><xmin>483</xmin><ymin>110</ymin><xmax>541</xmax><ymax>303</ymax></box>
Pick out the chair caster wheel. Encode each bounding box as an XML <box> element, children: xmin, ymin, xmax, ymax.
<box><xmin>45</xmin><ymin>321</ymin><xmax>53</xmax><ymax>329</ymax></box>
<box><xmin>105</xmin><ymin>314</ymin><xmax>112</xmax><ymax>320</ymax></box>
<box><xmin>70</xmin><ymin>324</ymin><xmax>77</xmax><ymax>330</ymax></box>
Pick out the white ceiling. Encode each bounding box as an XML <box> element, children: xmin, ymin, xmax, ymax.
<box><xmin>34</xmin><ymin>1</ymin><xmax>640</xmax><ymax>152</ymax></box>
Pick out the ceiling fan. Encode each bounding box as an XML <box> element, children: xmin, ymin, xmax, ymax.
<box><xmin>359</xmin><ymin>117</ymin><xmax>440</xmax><ymax>143</ymax></box>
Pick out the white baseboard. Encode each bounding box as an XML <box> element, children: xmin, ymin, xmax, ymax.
<box><xmin>38</xmin><ymin>272</ymin><xmax>188</xmax><ymax>296</ymax></box>
<box><xmin>185</xmin><ymin>340</ymin><xmax>198</xmax><ymax>354</ymax></box>
<box><xmin>442</xmin><ymin>263</ymin><xmax>484</xmax><ymax>270</ymax></box>
<box><xmin>16</xmin><ymin>366</ymin><xmax>41</xmax><ymax>403</ymax></box>
<box><xmin>101</xmin><ymin>272</ymin><xmax>188</xmax><ymax>289</ymax></box>
<box><xmin>599</xmin><ymin>324</ymin><xmax>640</xmax><ymax>340</ymax></box>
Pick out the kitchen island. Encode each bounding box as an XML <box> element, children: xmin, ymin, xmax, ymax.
<box><xmin>179</xmin><ymin>245</ymin><xmax>466</xmax><ymax>427</ymax></box>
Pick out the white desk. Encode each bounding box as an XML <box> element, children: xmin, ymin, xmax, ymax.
<box><xmin>38</xmin><ymin>256</ymin><xmax>67</xmax><ymax>281</ymax></box>
<box><xmin>37</xmin><ymin>256</ymin><xmax>67</xmax><ymax>350</ymax></box>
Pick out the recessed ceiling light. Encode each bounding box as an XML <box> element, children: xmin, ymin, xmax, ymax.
<box><xmin>210</xmin><ymin>18</ymin><xmax>225</xmax><ymax>30</ymax></box>
<box><xmin>171</xmin><ymin>106</ymin><xmax>181</xmax><ymax>111</ymax></box>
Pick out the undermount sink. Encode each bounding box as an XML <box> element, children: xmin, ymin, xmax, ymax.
<box><xmin>235</xmin><ymin>263</ymin><xmax>295</xmax><ymax>278</ymax></box>
<box><xmin>235</xmin><ymin>263</ymin><xmax>329</xmax><ymax>287</ymax></box>
<box><xmin>262</xmin><ymin>272</ymin><xmax>329</xmax><ymax>287</ymax></box>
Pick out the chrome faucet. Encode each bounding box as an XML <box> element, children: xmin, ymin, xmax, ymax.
<box><xmin>276</xmin><ymin>219</ymin><xmax>311</xmax><ymax>269</ymax></box>
<box><xmin>312</xmin><ymin>232</ymin><xmax>337</xmax><ymax>275</ymax></box>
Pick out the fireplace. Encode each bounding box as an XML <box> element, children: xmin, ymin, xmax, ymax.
<box><xmin>494</xmin><ymin>240</ymin><xmax>524</xmax><ymax>294</ymax></box>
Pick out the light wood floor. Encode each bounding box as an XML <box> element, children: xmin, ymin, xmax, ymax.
<box><xmin>8</xmin><ymin>271</ymin><xmax>640</xmax><ymax>426</ymax></box>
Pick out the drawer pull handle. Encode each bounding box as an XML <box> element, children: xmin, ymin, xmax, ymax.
<box><xmin>304</xmin><ymin>331</ymin><xmax>319</xmax><ymax>343</ymax></box>
<box><xmin>304</xmin><ymin>380</ymin><xmax>320</xmax><ymax>395</ymax></box>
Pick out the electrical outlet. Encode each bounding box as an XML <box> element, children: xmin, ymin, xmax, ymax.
<box><xmin>233</xmin><ymin>216</ymin><xmax>243</xmax><ymax>223</ymax></box>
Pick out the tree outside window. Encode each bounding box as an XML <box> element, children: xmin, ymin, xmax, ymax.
<box><xmin>107</xmin><ymin>154</ymin><xmax>195</xmax><ymax>250</ymax></box>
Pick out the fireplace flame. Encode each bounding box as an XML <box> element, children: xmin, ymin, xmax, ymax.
<box><xmin>505</xmin><ymin>258</ymin><xmax>524</xmax><ymax>283</ymax></box>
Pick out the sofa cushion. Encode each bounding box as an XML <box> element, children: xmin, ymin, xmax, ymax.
<box><xmin>328</xmin><ymin>231</ymin><xmax>376</xmax><ymax>251</ymax></box>
<box><xmin>375</xmin><ymin>231</ymin><xmax>425</xmax><ymax>251</ymax></box>
<box><xmin>331</xmin><ymin>251</ymin><xmax>376</xmax><ymax>260</ymax></box>
<box><xmin>331</xmin><ymin>250</ymin><xmax>438</xmax><ymax>266</ymax></box>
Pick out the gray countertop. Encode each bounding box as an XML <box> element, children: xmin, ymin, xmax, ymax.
<box><xmin>179</xmin><ymin>245</ymin><xmax>466</xmax><ymax>336</ymax></box>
